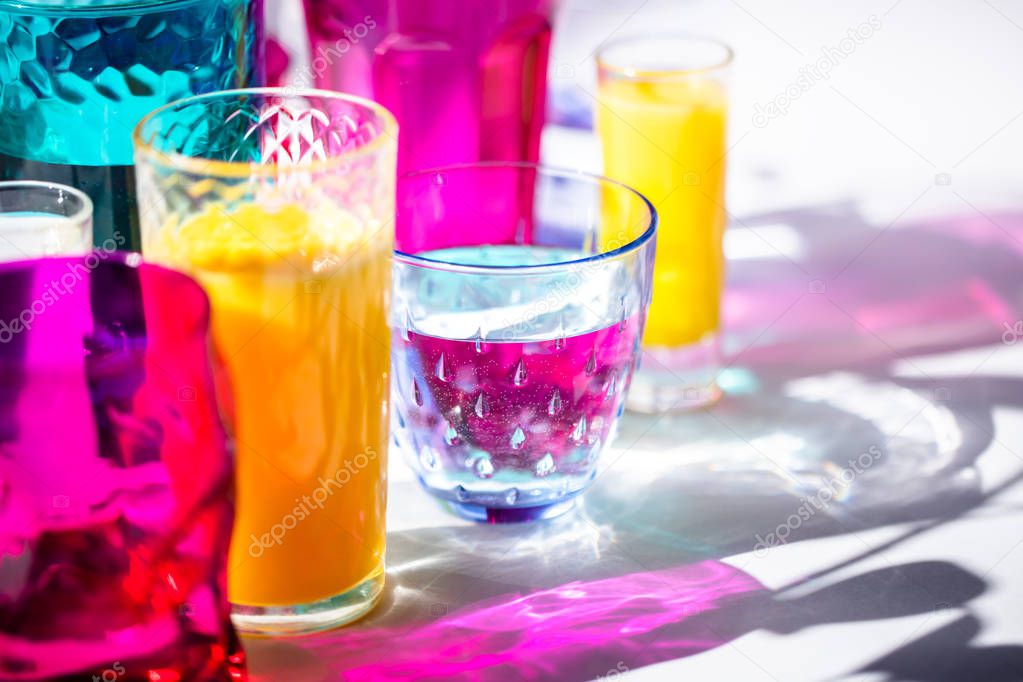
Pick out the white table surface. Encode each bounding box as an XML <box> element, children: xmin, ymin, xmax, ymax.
<box><xmin>248</xmin><ymin>1</ymin><xmax>1023</xmax><ymax>679</ymax></box>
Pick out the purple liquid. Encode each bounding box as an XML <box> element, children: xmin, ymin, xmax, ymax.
<box><xmin>391</xmin><ymin>315</ymin><xmax>642</xmax><ymax>521</ymax></box>
<box><xmin>303</xmin><ymin>0</ymin><xmax>552</xmax><ymax>175</ymax></box>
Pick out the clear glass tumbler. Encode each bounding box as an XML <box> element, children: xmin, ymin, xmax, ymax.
<box><xmin>0</xmin><ymin>180</ymin><xmax>92</xmax><ymax>260</ymax></box>
<box><xmin>392</xmin><ymin>162</ymin><xmax>657</xmax><ymax>522</ymax></box>
<box><xmin>301</xmin><ymin>0</ymin><xmax>553</xmax><ymax>174</ymax></box>
<box><xmin>597</xmin><ymin>36</ymin><xmax>732</xmax><ymax>412</ymax></box>
<box><xmin>0</xmin><ymin>0</ymin><xmax>264</xmax><ymax>250</ymax></box>
<box><xmin>134</xmin><ymin>88</ymin><xmax>396</xmax><ymax>634</ymax></box>
<box><xmin>0</xmin><ymin>254</ymin><xmax>243</xmax><ymax>680</ymax></box>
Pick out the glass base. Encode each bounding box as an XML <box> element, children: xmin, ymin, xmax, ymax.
<box><xmin>231</xmin><ymin>569</ymin><xmax>384</xmax><ymax>636</ymax></box>
<box><xmin>627</xmin><ymin>332</ymin><xmax>722</xmax><ymax>413</ymax></box>
<box><xmin>446</xmin><ymin>497</ymin><xmax>578</xmax><ymax>523</ymax></box>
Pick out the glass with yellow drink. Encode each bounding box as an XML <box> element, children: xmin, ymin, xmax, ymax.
<box><xmin>597</xmin><ymin>37</ymin><xmax>731</xmax><ymax>412</ymax></box>
<box><xmin>133</xmin><ymin>89</ymin><xmax>397</xmax><ymax>634</ymax></box>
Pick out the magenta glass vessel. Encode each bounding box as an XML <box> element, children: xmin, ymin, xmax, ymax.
<box><xmin>0</xmin><ymin>255</ymin><xmax>243</xmax><ymax>680</ymax></box>
<box><xmin>303</xmin><ymin>0</ymin><xmax>553</xmax><ymax>174</ymax></box>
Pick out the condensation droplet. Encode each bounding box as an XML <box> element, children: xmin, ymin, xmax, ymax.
<box><xmin>412</xmin><ymin>377</ymin><xmax>423</xmax><ymax>406</ymax></box>
<box><xmin>604</xmin><ymin>373</ymin><xmax>617</xmax><ymax>401</ymax></box>
<box><xmin>400</xmin><ymin>309</ymin><xmax>414</xmax><ymax>342</ymax></box>
<box><xmin>505</xmin><ymin>488</ymin><xmax>519</xmax><ymax>505</ymax></box>
<box><xmin>456</xmin><ymin>485</ymin><xmax>470</xmax><ymax>501</ymax></box>
<box><xmin>474</xmin><ymin>457</ymin><xmax>495</xmax><ymax>479</ymax></box>
<box><xmin>512</xmin><ymin>357</ymin><xmax>527</xmax><ymax>386</ymax></box>
<box><xmin>474</xmin><ymin>392</ymin><xmax>490</xmax><ymax>418</ymax></box>
<box><xmin>535</xmin><ymin>453</ymin><xmax>556</xmax><ymax>477</ymax></box>
<box><xmin>395</xmin><ymin>409</ymin><xmax>406</xmax><ymax>428</ymax></box>
<box><xmin>587</xmin><ymin>438</ymin><xmax>602</xmax><ymax>463</ymax></box>
<box><xmin>443</xmin><ymin>420</ymin><xmax>459</xmax><ymax>445</ymax></box>
<box><xmin>419</xmin><ymin>445</ymin><xmax>440</xmax><ymax>471</ymax></box>
<box><xmin>474</xmin><ymin>327</ymin><xmax>486</xmax><ymax>353</ymax></box>
<box><xmin>510</xmin><ymin>426</ymin><xmax>526</xmax><ymax>450</ymax></box>
<box><xmin>571</xmin><ymin>416</ymin><xmax>587</xmax><ymax>443</ymax></box>
<box><xmin>554</xmin><ymin>315</ymin><xmax>567</xmax><ymax>350</ymax></box>
<box><xmin>618</xmin><ymin>296</ymin><xmax>627</xmax><ymax>331</ymax></box>
<box><xmin>547</xmin><ymin>389</ymin><xmax>563</xmax><ymax>415</ymax></box>
<box><xmin>435</xmin><ymin>353</ymin><xmax>451</xmax><ymax>382</ymax></box>
<box><xmin>585</xmin><ymin>350</ymin><xmax>597</xmax><ymax>376</ymax></box>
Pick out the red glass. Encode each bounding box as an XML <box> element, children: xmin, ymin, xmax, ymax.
<box><xmin>0</xmin><ymin>255</ymin><xmax>244</xmax><ymax>681</ymax></box>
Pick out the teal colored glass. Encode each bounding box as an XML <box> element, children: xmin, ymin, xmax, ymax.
<box><xmin>0</xmin><ymin>0</ymin><xmax>264</xmax><ymax>250</ymax></box>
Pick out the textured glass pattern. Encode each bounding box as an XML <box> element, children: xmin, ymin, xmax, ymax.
<box><xmin>0</xmin><ymin>0</ymin><xmax>262</xmax><ymax>165</ymax></box>
<box><xmin>0</xmin><ymin>0</ymin><xmax>263</xmax><ymax>248</ymax></box>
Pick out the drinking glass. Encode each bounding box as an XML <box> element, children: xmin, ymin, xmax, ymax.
<box><xmin>596</xmin><ymin>36</ymin><xmax>732</xmax><ymax>412</ymax></box>
<box><xmin>0</xmin><ymin>180</ymin><xmax>92</xmax><ymax>260</ymax></box>
<box><xmin>134</xmin><ymin>88</ymin><xmax>396</xmax><ymax>634</ymax></box>
<box><xmin>0</xmin><ymin>254</ymin><xmax>243</xmax><ymax>681</ymax></box>
<box><xmin>392</xmin><ymin>162</ymin><xmax>656</xmax><ymax>522</ymax></box>
<box><xmin>301</xmin><ymin>0</ymin><xmax>552</xmax><ymax>174</ymax></box>
<box><xmin>0</xmin><ymin>0</ymin><xmax>264</xmax><ymax>251</ymax></box>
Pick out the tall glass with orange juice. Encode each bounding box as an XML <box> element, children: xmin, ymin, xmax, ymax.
<box><xmin>134</xmin><ymin>89</ymin><xmax>396</xmax><ymax>634</ymax></box>
<box><xmin>597</xmin><ymin>36</ymin><xmax>731</xmax><ymax>412</ymax></box>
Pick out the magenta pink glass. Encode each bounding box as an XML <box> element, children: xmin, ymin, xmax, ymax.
<box><xmin>0</xmin><ymin>255</ymin><xmax>243</xmax><ymax>681</ymax></box>
<box><xmin>303</xmin><ymin>0</ymin><xmax>553</xmax><ymax>175</ymax></box>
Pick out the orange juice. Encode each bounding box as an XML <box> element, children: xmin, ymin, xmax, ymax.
<box><xmin>150</xmin><ymin>201</ymin><xmax>390</xmax><ymax>610</ymax></box>
<box><xmin>597</xmin><ymin>76</ymin><xmax>728</xmax><ymax>348</ymax></box>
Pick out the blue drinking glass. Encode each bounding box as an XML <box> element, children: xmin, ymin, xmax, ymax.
<box><xmin>391</xmin><ymin>163</ymin><xmax>658</xmax><ymax>522</ymax></box>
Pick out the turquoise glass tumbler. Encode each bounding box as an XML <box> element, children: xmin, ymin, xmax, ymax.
<box><xmin>0</xmin><ymin>0</ymin><xmax>264</xmax><ymax>250</ymax></box>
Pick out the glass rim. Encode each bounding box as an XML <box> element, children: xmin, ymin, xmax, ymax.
<box><xmin>0</xmin><ymin>180</ymin><xmax>93</xmax><ymax>227</ymax></box>
<box><xmin>393</xmin><ymin>161</ymin><xmax>658</xmax><ymax>275</ymax></box>
<box><xmin>132</xmin><ymin>87</ymin><xmax>399</xmax><ymax>179</ymax></box>
<box><xmin>597</xmin><ymin>34</ymin><xmax>734</xmax><ymax>79</ymax></box>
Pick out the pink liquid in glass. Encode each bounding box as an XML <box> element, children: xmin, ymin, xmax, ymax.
<box><xmin>303</xmin><ymin>0</ymin><xmax>552</xmax><ymax>175</ymax></box>
<box><xmin>391</xmin><ymin>314</ymin><xmax>641</xmax><ymax>522</ymax></box>
<box><xmin>0</xmin><ymin>257</ymin><xmax>243</xmax><ymax>680</ymax></box>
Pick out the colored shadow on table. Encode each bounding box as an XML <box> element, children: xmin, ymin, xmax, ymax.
<box><xmin>245</xmin><ymin>202</ymin><xmax>1023</xmax><ymax>680</ymax></box>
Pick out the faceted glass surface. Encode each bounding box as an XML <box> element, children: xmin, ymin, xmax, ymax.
<box><xmin>0</xmin><ymin>0</ymin><xmax>264</xmax><ymax>248</ymax></box>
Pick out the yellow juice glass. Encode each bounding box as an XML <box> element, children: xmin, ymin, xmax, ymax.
<box><xmin>133</xmin><ymin>89</ymin><xmax>397</xmax><ymax>635</ymax></box>
<box><xmin>597</xmin><ymin>36</ymin><xmax>731</xmax><ymax>412</ymax></box>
